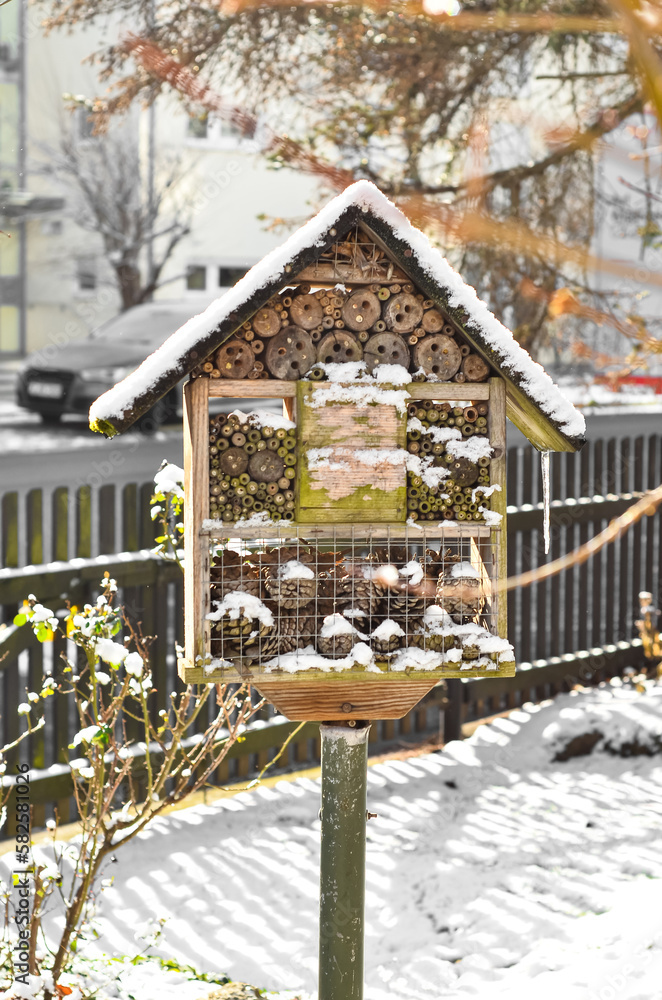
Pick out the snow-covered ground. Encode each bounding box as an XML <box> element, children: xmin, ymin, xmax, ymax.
<box><xmin>3</xmin><ymin>678</ymin><xmax>662</xmax><ymax>1000</ymax></box>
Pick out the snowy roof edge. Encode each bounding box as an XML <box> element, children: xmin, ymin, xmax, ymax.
<box><xmin>89</xmin><ymin>180</ymin><xmax>585</xmax><ymax>449</ymax></box>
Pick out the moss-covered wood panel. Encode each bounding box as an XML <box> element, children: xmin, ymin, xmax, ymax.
<box><xmin>295</xmin><ymin>381</ymin><xmax>407</xmax><ymax>523</ymax></box>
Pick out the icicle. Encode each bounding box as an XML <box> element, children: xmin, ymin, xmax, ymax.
<box><xmin>541</xmin><ymin>450</ymin><xmax>551</xmax><ymax>555</ymax></box>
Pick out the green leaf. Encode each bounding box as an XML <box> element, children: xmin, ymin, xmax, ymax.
<box><xmin>13</xmin><ymin>613</ymin><xmax>27</xmax><ymax>627</ymax></box>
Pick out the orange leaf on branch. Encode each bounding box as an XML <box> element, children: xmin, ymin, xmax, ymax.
<box><xmin>547</xmin><ymin>287</ymin><xmax>583</xmax><ymax>318</ymax></box>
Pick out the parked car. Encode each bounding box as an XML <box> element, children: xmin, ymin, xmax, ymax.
<box><xmin>16</xmin><ymin>301</ymin><xmax>213</xmax><ymax>427</ymax></box>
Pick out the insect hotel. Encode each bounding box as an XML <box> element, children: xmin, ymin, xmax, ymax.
<box><xmin>91</xmin><ymin>181</ymin><xmax>585</xmax><ymax>1000</ymax></box>
<box><xmin>90</xmin><ymin>181</ymin><xmax>585</xmax><ymax>724</ymax></box>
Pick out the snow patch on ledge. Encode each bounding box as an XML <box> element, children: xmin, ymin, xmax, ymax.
<box><xmin>308</xmin><ymin>380</ymin><xmax>410</xmax><ymax>415</ymax></box>
<box><xmin>227</xmin><ymin>408</ymin><xmax>295</xmax><ymax>431</ymax></box>
<box><xmin>202</xmin><ymin>511</ymin><xmax>276</xmax><ymax>532</ymax></box>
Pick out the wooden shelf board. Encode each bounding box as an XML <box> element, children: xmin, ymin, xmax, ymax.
<box><xmin>407</xmin><ymin>383</ymin><xmax>490</xmax><ymax>400</ymax></box>
<box><xmin>201</xmin><ymin>521</ymin><xmax>494</xmax><ymax>540</ymax></box>
<box><xmin>178</xmin><ymin>659</ymin><xmax>516</xmax><ymax>684</ymax></box>
<box><xmin>208</xmin><ymin>379</ymin><xmax>298</xmax><ymax>398</ymax></box>
<box><xmin>204</xmin><ymin>379</ymin><xmax>490</xmax><ymax>400</ymax></box>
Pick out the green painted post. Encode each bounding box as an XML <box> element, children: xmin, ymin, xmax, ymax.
<box><xmin>319</xmin><ymin>721</ymin><xmax>370</xmax><ymax>1000</ymax></box>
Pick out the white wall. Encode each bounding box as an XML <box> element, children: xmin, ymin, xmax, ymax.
<box><xmin>22</xmin><ymin>20</ymin><xmax>319</xmax><ymax>353</ymax></box>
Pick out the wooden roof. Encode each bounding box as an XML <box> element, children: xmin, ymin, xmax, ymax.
<box><xmin>89</xmin><ymin>182</ymin><xmax>585</xmax><ymax>451</ymax></box>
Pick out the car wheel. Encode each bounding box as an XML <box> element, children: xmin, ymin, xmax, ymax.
<box><xmin>38</xmin><ymin>411</ymin><xmax>63</xmax><ymax>425</ymax></box>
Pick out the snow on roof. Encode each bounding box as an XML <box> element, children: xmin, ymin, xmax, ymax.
<box><xmin>89</xmin><ymin>180</ymin><xmax>585</xmax><ymax>445</ymax></box>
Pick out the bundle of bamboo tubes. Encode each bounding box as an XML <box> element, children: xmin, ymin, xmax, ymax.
<box><xmin>208</xmin><ymin>412</ymin><xmax>297</xmax><ymax>523</ymax></box>
<box><xmin>405</xmin><ymin>401</ymin><xmax>493</xmax><ymax>522</ymax></box>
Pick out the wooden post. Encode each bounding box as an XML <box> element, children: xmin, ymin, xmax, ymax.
<box><xmin>319</xmin><ymin>722</ymin><xmax>370</xmax><ymax>1000</ymax></box>
<box><xmin>444</xmin><ymin>679</ymin><xmax>463</xmax><ymax>742</ymax></box>
<box><xmin>183</xmin><ymin>378</ymin><xmax>210</xmax><ymax>668</ymax></box>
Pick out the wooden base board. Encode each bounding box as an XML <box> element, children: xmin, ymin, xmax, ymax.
<box><xmin>252</xmin><ymin>678</ymin><xmax>438</xmax><ymax>720</ymax></box>
<box><xmin>178</xmin><ymin>661</ymin><xmax>516</xmax><ymax>720</ymax></box>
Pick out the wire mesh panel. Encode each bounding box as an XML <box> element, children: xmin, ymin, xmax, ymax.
<box><xmin>197</xmin><ymin>524</ymin><xmax>510</xmax><ymax>683</ymax></box>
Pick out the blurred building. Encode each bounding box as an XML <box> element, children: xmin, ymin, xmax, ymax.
<box><xmin>0</xmin><ymin>0</ymin><xmax>317</xmax><ymax>358</ymax></box>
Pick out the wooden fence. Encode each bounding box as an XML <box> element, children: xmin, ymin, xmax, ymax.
<box><xmin>0</xmin><ymin>431</ymin><xmax>658</xmax><ymax>828</ymax></box>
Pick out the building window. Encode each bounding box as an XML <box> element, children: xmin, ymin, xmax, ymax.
<box><xmin>186</xmin><ymin>113</ymin><xmax>246</xmax><ymax>148</ymax></box>
<box><xmin>186</xmin><ymin>264</ymin><xmax>207</xmax><ymax>291</ymax></box>
<box><xmin>217</xmin><ymin>119</ymin><xmax>243</xmax><ymax>141</ymax></box>
<box><xmin>219</xmin><ymin>266</ymin><xmax>250</xmax><ymax>287</ymax></box>
<box><xmin>77</xmin><ymin>262</ymin><xmax>97</xmax><ymax>292</ymax></box>
<box><xmin>187</xmin><ymin>115</ymin><xmax>208</xmax><ymax>140</ymax></box>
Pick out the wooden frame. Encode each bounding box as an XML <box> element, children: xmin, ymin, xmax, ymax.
<box><xmin>206</xmin><ymin>379</ymin><xmax>491</xmax><ymax>400</ymax></box>
<box><xmin>183</xmin><ymin>378</ymin><xmax>211</xmax><ymax>670</ymax></box>
<box><xmin>201</xmin><ymin>522</ymin><xmax>493</xmax><ymax>540</ymax></box>
<box><xmin>179</xmin><ymin>374</ymin><xmax>514</xmax><ymax>717</ymax></box>
<box><xmin>488</xmin><ymin>377</ymin><xmax>508</xmax><ymax>636</ymax></box>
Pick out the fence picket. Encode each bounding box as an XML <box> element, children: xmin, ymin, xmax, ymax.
<box><xmin>122</xmin><ymin>484</ymin><xmax>139</xmax><ymax>552</ymax></box>
<box><xmin>99</xmin><ymin>484</ymin><xmax>116</xmax><ymax>555</ymax></box>
<box><xmin>51</xmin><ymin>488</ymin><xmax>69</xmax><ymax>563</ymax></box>
<box><xmin>76</xmin><ymin>487</ymin><xmax>92</xmax><ymax>558</ymax></box>
<box><xmin>1</xmin><ymin>492</ymin><xmax>18</xmax><ymax>570</ymax></box>
<box><xmin>26</xmin><ymin>489</ymin><xmax>43</xmax><ymax>566</ymax></box>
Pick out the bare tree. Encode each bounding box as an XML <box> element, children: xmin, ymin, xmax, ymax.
<box><xmin>43</xmin><ymin>110</ymin><xmax>191</xmax><ymax>310</ymax></box>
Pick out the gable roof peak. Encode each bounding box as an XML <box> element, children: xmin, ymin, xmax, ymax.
<box><xmin>89</xmin><ymin>183</ymin><xmax>585</xmax><ymax>449</ymax></box>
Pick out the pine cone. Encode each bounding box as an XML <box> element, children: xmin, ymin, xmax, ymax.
<box><xmin>381</xmin><ymin>590</ymin><xmax>432</xmax><ymax>618</ymax></box>
<box><xmin>211</xmin><ymin>551</ymin><xmax>262</xmax><ymax>600</ymax></box>
<box><xmin>207</xmin><ymin>590</ymin><xmax>274</xmax><ymax>661</ymax></box>
<box><xmin>211</xmin><ymin>576</ymin><xmax>262</xmax><ymax>604</ymax></box>
<box><xmin>265</xmin><ymin>569</ymin><xmax>317</xmax><ymax>608</ymax></box>
<box><xmin>436</xmin><ymin>567</ymin><xmax>484</xmax><ymax>623</ymax></box>
<box><xmin>370</xmin><ymin>620</ymin><xmax>405</xmax><ymax>657</ymax></box>
<box><xmin>275</xmin><ymin>611</ymin><xmax>315</xmax><ymax>653</ymax></box>
<box><xmin>375</xmin><ymin>552</ymin><xmax>436</xmax><ymax>618</ymax></box>
<box><xmin>255</xmin><ymin>632</ymin><xmax>280</xmax><ymax>658</ymax></box>
<box><xmin>209</xmin><ymin>613</ymin><xmax>254</xmax><ymax>641</ymax></box>
<box><xmin>336</xmin><ymin>576</ymin><xmax>385</xmax><ymax>616</ymax></box>
<box><xmin>410</xmin><ymin>604</ymin><xmax>456</xmax><ymax>651</ymax></box>
<box><xmin>262</xmin><ymin>546</ymin><xmax>318</xmax><ymax>609</ymax></box>
<box><xmin>317</xmin><ymin>633</ymin><xmax>356</xmax><ymax>658</ymax></box>
<box><xmin>410</xmin><ymin>629</ymin><xmax>457</xmax><ymax>653</ymax></box>
<box><xmin>424</xmin><ymin>546</ymin><xmax>462</xmax><ymax>577</ymax></box>
<box><xmin>317</xmin><ymin>613</ymin><xmax>360</xmax><ymax>658</ymax></box>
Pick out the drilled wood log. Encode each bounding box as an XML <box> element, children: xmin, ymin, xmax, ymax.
<box><xmin>251</xmin><ymin>307</ymin><xmax>282</xmax><ymax>338</ymax></box>
<box><xmin>220</xmin><ymin>447</ymin><xmax>250</xmax><ymax>476</ymax></box>
<box><xmin>447</xmin><ymin>456</ymin><xmax>478</xmax><ymax>487</ymax></box>
<box><xmin>265</xmin><ymin>327</ymin><xmax>316</xmax><ymax>379</ymax></box>
<box><xmin>384</xmin><ymin>293</ymin><xmax>424</xmax><ymax>334</ymax></box>
<box><xmin>215</xmin><ymin>339</ymin><xmax>255</xmax><ymax>379</ymax></box>
<box><xmin>248</xmin><ymin>450</ymin><xmax>285</xmax><ymax>483</ymax></box>
<box><xmin>341</xmin><ymin>289</ymin><xmax>381</xmax><ymax>332</ymax></box>
<box><xmin>290</xmin><ymin>293</ymin><xmax>324</xmax><ymax>330</ymax></box>
<box><xmin>317</xmin><ymin>331</ymin><xmax>363</xmax><ymax>365</ymax></box>
<box><xmin>363</xmin><ymin>332</ymin><xmax>410</xmax><ymax>373</ymax></box>
<box><xmin>413</xmin><ymin>334</ymin><xmax>462</xmax><ymax>380</ymax></box>
<box><xmin>462</xmin><ymin>353</ymin><xmax>491</xmax><ymax>382</ymax></box>
<box><xmin>421</xmin><ymin>308</ymin><xmax>444</xmax><ymax>334</ymax></box>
